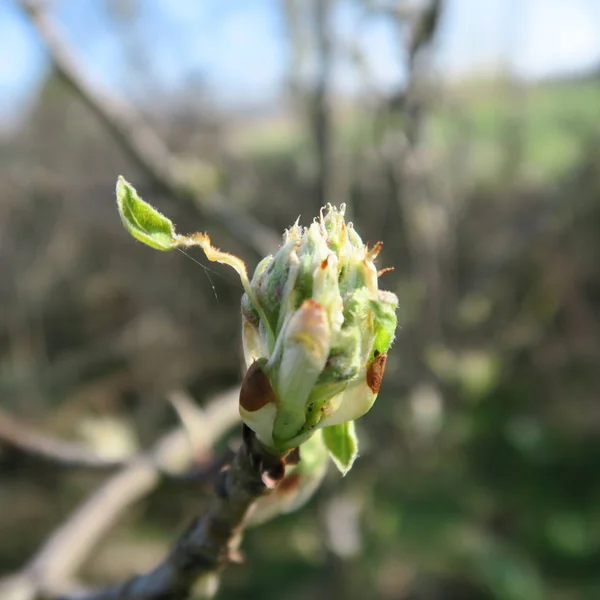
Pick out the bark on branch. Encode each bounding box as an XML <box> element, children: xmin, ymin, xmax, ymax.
<box><xmin>0</xmin><ymin>389</ymin><xmax>241</xmax><ymax>600</ymax></box>
<box><xmin>59</xmin><ymin>426</ymin><xmax>285</xmax><ymax>600</ymax></box>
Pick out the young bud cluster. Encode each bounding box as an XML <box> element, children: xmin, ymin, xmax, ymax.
<box><xmin>239</xmin><ymin>205</ymin><xmax>397</xmax><ymax>451</ymax></box>
<box><xmin>116</xmin><ymin>178</ymin><xmax>397</xmax><ymax>472</ymax></box>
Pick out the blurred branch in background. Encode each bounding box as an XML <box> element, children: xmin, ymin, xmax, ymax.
<box><xmin>18</xmin><ymin>0</ymin><xmax>280</xmax><ymax>257</ymax></box>
<box><xmin>282</xmin><ymin>0</ymin><xmax>338</xmax><ymax>211</ymax></box>
<box><xmin>312</xmin><ymin>0</ymin><xmax>335</xmax><ymax>210</ymax></box>
<box><xmin>387</xmin><ymin>0</ymin><xmax>445</xmax><ymax>344</ymax></box>
<box><xmin>0</xmin><ymin>407</ymin><xmax>129</xmax><ymax>470</ymax></box>
<box><xmin>0</xmin><ymin>388</ymin><xmax>240</xmax><ymax>600</ymax></box>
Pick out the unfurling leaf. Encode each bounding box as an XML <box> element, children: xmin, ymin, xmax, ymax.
<box><xmin>116</xmin><ymin>176</ymin><xmax>176</xmax><ymax>251</ymax></box>
<box><xmin>322</xmin><ymin>421</ymin><xmax>358</xmax><ymax>475</ymax></box>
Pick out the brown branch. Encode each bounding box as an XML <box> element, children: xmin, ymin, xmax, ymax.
<box><xmin>57</xmin><ymin>427</ymin><xmax>288</xmax><ymax>600</ymax></box>
<box><xmin>0</xmin><ymin>409</ymin><xmax>129</xmax><ymax>470</ymax></box>
<box><xmin>17</xmin><ymin>0</ymin><xmax>280</xmax><ymax>257</ymax></box>
<box><xmin>0</xmin><ymin>388</ymin><xmax>241</xmax><ymax>600</ymax></box>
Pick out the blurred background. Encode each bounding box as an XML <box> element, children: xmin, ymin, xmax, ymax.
<box><xmin>1</xmin><ymin>0</ymin><xmax>600</xmax><ymax>599</ymax></box>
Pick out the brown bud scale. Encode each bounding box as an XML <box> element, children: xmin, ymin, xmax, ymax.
<box><xmin>239</xmin><ymin>361</ymin><xmax>278</xmax><ymax>412</ymax></box>
<box><xmin>366</xmin><ymin>352</ymin><xmax>387</xmax><ymax>393</ymax></box>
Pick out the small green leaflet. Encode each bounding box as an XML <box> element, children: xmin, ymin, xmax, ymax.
<box><xmin>116</xmin><ymin>176</ymin><xmax>177</xmax><ymax>251</ymax></box>
<box><xmin>322</xmin><ymin>421</ymin><xmax>358</xmax><ymax>475</ymax></box>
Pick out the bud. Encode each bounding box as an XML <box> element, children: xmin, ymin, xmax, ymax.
<box><xmin>115</xmin><ymin>178</ymin><xmax>397</xmax><ymax>473</ymax></box>
<box><xmin>238</xmin><ymin>205</ymin><xmax>398</xmax><ymax>462</ymax></box>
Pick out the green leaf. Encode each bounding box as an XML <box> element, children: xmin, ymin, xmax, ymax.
<box><xmin>322</xmin><ymin>421</ymin><xmax>358</xmax><ymax>475</ymax></box>
<box><xmin>370</xmin><ymin>291</ymin><xmax>398</xmax><ymax>357</ymax></box>
<box><xmin>116</xmin><ymin>176</ymin><xmax>177</xmax><ymax>251</ymax></box>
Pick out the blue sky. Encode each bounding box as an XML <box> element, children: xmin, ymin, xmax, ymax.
<box><xmin>1</xmin><ymin>0</ymin><xmax>600</xmax><ymax>124</ymax></box>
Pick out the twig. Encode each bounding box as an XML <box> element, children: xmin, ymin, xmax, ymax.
<box><xmin>0</xmin><ymin>388</ymin><xmax>241</xmax><ymax>600</ymax></box>
<box><xmin>0</xmin><ymin>409</ymin><xmax>129</xmax><ymax>470</ymax></box>
<box><xmin>17</xmin><ymin>0</ymin><xmax>280</xmax><ymax>257</ymax></box>
<box><xmin>57</xmin><ymin>426</ymin><xmax>286</xmax><ymax>600</ymax></box>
